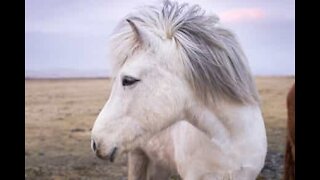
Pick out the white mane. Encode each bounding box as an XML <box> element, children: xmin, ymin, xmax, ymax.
<box><xmin>109</xmin><ymin>0</ymin><xmax>259</xmax><ymax>105</ymax></box>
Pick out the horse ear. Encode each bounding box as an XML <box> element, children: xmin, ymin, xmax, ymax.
<box><xmin>126</xmin><ymin>19</ymin><xmax>149</xmax><ymax>46</ymax></box>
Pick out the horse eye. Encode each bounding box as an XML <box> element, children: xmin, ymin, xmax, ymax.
<box><xmin>122</xmin><ymin>76</ymin><xmax>140</xmax><ymax>86</ymax></box>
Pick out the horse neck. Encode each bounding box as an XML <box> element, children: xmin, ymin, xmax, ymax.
<box><xmin>186</xmin><ymin>100</ymin><xmax>267</xmax><ymax>150</ymax></box>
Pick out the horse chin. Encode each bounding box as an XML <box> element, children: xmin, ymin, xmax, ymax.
<box><xmin>95</xmin><ymin>148</ymin><xmax>116</xmax><ymax>162</ymax></box>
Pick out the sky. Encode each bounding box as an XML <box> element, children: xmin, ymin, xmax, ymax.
<box><xmin>25</xmin><ymin>0</ymin><xmax>295</xmax><ymax>77</ymax></box>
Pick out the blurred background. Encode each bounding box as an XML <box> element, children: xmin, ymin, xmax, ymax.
<box><xmin>25</xmin><ymin>0</ymin><xmax>295</xmax><ymax>179</ymax></box>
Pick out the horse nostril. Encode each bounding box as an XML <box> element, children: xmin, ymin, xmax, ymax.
<box><xmin>91</xmin><ymin>139</ymin><xmax>97</xmax><ymax>152</ymax></box>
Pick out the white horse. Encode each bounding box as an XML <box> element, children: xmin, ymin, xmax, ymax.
<box><xmin>91</xmin><ymin>1</ymin><xmax>267</xmax><ymax>179</ymax></box>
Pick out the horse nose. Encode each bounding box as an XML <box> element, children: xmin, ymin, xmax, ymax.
<box><xmin>91</xmin><ymin>139</ymin><xmax>97</xmax><ymax>152</ymax></box>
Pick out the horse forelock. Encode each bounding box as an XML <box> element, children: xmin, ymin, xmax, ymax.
<box><xmin>109</xmin><ymin>0</ymin><xmax>259</xmax><ymax>105</ymax></box>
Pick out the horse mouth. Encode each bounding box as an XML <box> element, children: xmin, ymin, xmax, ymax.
<box><xmin>95</xmin><ymin>147</ymin><xmax>118</xmax><ymax>162</ymax></box>
<box><xmin>109</xmin><ymin>147</ymin><xmax>118</xmax><ymax>162</ymax></box>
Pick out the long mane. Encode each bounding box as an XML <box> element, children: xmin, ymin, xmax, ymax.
<box><xmin>109</xmin><ymin>0</ymin><xmax>259</xmax><ymax>105</ymax></box>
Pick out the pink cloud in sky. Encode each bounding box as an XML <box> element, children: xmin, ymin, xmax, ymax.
<box><xmin>219</xmin><ymin>8</ymin><xmax>265</xmax><ymax>23</ymax></box>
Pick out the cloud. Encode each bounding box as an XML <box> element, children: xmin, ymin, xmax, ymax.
<box><xmin>219</xmin><ymin>8</ymin><xmax>265</xmax><ymax>23</ymax></box>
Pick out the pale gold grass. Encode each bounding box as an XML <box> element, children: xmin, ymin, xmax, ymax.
<box><xmin>25</xmin><ymin>76</ymin><xmax>294</xmax><ymax>179</ymax></box>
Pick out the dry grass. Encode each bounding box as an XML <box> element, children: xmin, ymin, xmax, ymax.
<box><xmin>25</xmin><ymin>76</ymin><xmax>294</xmax><ymax>179</ymax></box>
<box><xmin>255</xmin><ymin>77</ymin><xmax>294</xmax><ymax>153</ymax></box>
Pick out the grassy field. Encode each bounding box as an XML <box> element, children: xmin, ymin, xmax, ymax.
<box><xmin>25</xmin><ymin>76</ymin><xmax>294</xmax><ymax>180</ymax></box>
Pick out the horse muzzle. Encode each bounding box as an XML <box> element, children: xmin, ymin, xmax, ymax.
<box><xmin>91</xmin><ymin>139</ymin><xmax>118</xmax><ymax>162</ymax></box>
